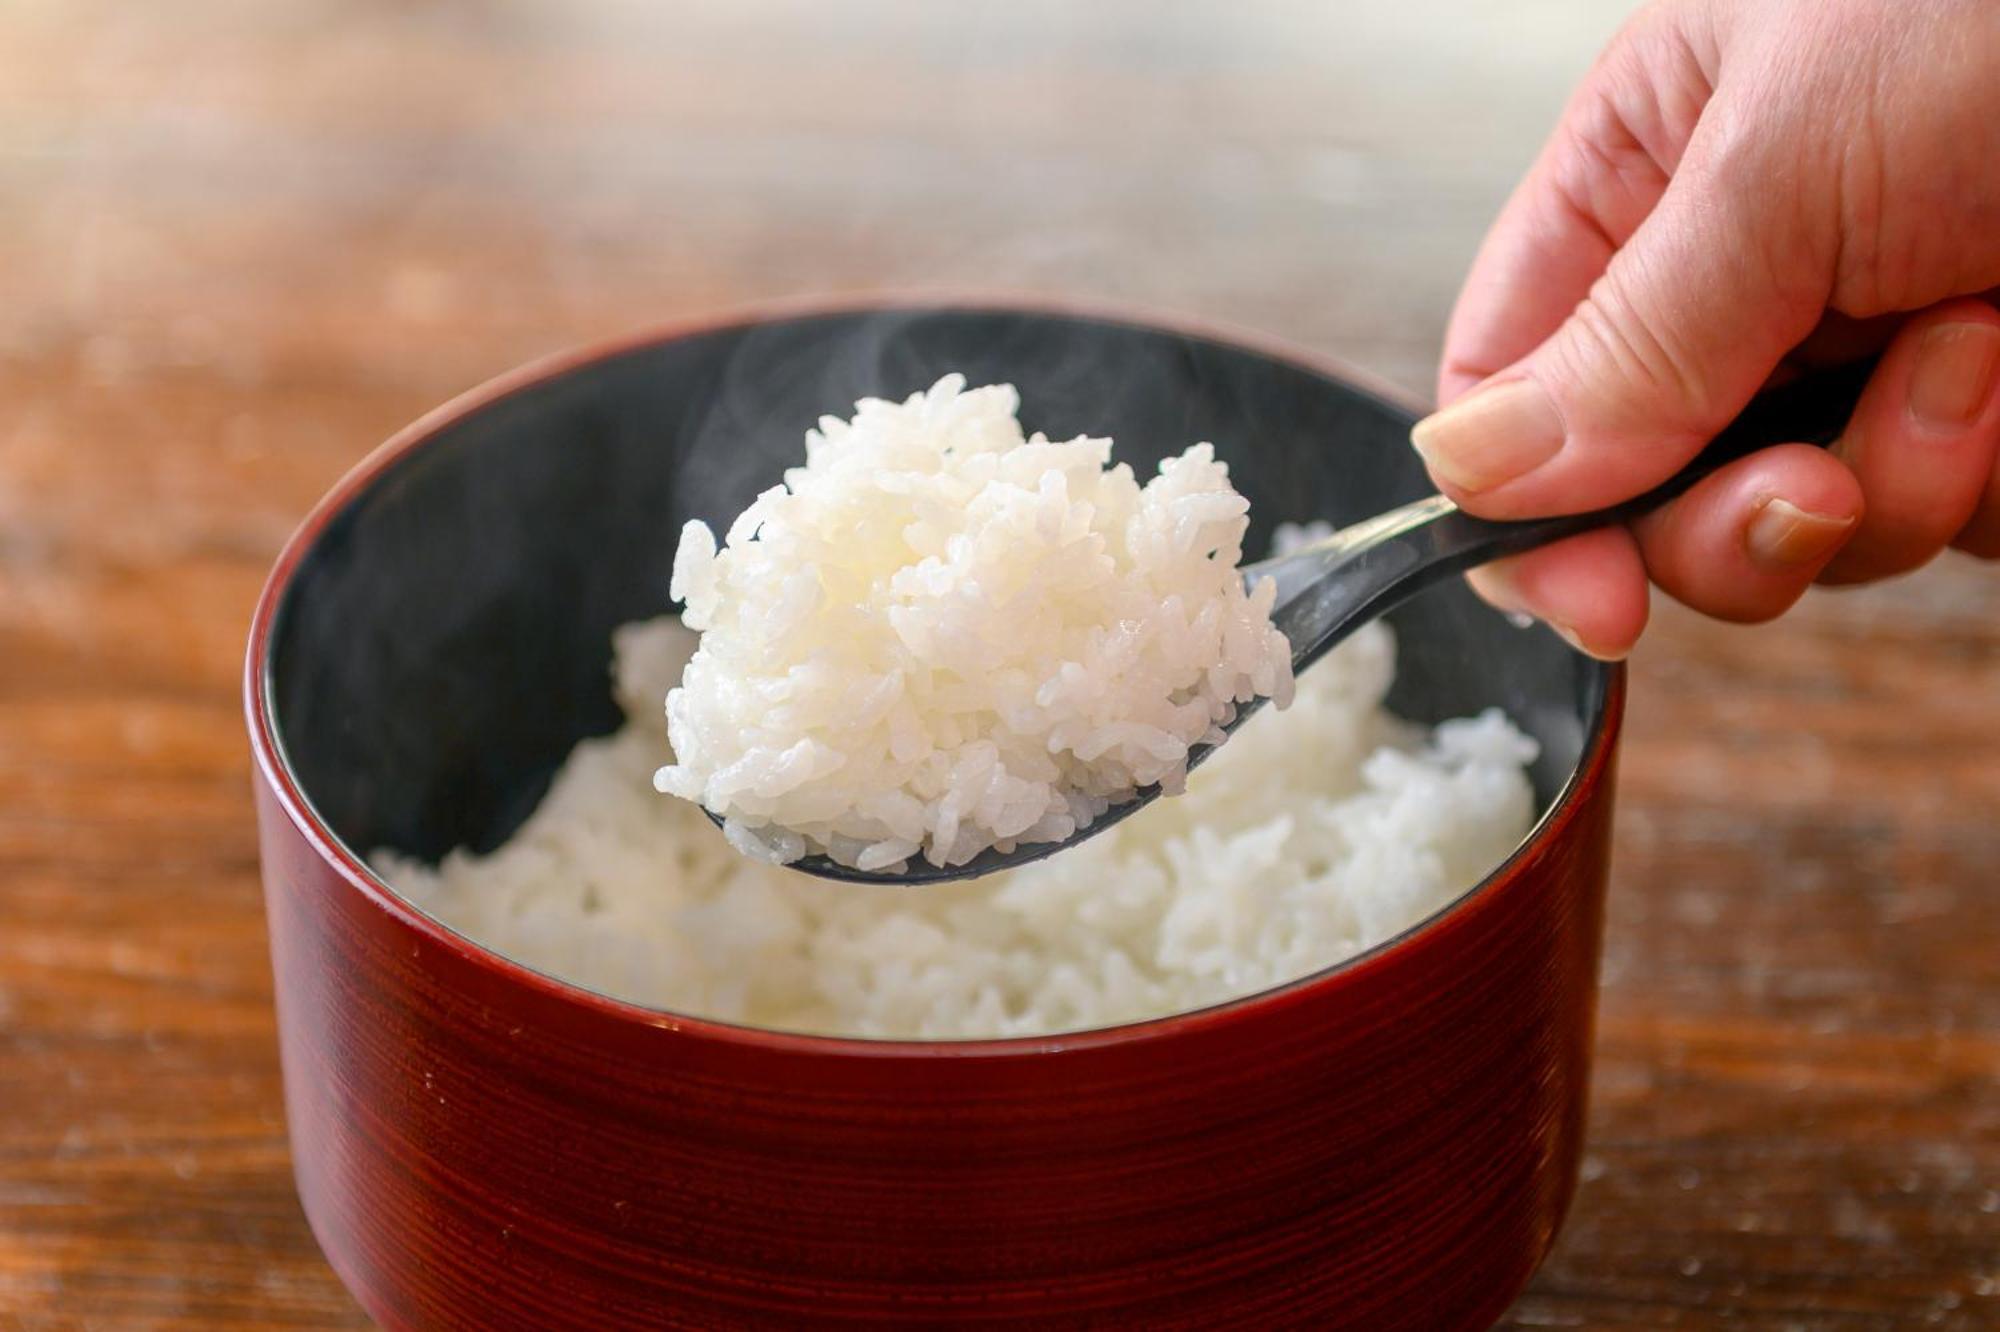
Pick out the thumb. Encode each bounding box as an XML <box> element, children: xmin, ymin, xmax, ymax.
<box><xmin>1413</xmin><ymin>151</ymin><xmax>1829</xmax><ymax>519</ymax></box>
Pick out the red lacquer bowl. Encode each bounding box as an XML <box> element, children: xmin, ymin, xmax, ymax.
<box><xmin>247</xmin><ymin>300</ymin><xmax>1622</xmax><ymax>1330</ymax></box>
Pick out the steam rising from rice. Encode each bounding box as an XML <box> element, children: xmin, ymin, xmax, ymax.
<box><xmin>654</xmin><ymin>375</ymin><xmax>1294</xmax><ymax>872</ymax></box>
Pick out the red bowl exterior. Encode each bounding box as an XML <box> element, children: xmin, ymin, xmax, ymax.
<box><xmin>248</xmin><ymin>301</ymin><xmax>1624</xmax><ymax>1331</ymax></box>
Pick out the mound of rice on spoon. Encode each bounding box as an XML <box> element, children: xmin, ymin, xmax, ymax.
<box><xmin>656</xmin><ymin>374</ymin><xmax>1294</xmax><ymax>874</ymax></box>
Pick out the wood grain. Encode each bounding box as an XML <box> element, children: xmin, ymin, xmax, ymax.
<box><xmin>0</xmin><ymin>1</ymin><xmax>1993</xmax><ymax>1327</ymax></box>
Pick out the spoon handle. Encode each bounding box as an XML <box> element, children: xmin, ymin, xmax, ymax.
<box><xmin>1428</xmin><ymin>354</ymin><xmax>1879</xmax><ymax>564</ymax></box>
<box><xmin>1261</xmin><ymin>356</ymin><xmax>1879</xmax><ymax>672</ymax></box>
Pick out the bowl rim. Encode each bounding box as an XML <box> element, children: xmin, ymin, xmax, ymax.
<box><xmin>245</xmin><ymin>291</ymin><xmax>1625</xmax><ymax>1058</ymax></box>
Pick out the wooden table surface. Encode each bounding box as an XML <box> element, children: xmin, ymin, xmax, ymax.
<box><xmin>2</xmin><ymin>2</ymin><xmax>1994</xmax><ymax>1327</ymax></box>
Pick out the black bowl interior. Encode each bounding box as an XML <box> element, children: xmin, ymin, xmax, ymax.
<box><xmin>268</xmin><ymin>308</ymin><xmax>1603</xmax><ymax>868</ymax></box>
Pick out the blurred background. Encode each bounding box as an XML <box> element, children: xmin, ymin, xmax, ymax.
<box><xmin>3</xmin><ymin>0</ymin><xmax>1994</xmax><ymax>1326</ymax></box>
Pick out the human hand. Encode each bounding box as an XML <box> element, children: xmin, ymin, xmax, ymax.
<box><xmin>1413</xmin><ymin>0</ymin><xmax>2000</xmax><ymax>658</ymax></box>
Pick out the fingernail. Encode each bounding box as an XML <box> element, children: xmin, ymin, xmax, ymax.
<box><xmin>1467</xmin><ymin>566</ymin><xmax>1537</xmax><ymax>628</ymax></box>
<box><xmin>1744</xmin><ymin>496</ymin><xmax>1856</xmax><ymax>568</ymax></box>
<box><xmin>1411</xmin><ymin>378</ymin><xmax>1566</xmax><ymax>493</ymax></box>
<box><xmin>1464</xmin><ymin>562</ymin><xmax>1520</xmax><ymax>610</ymax></box>
<box><xmin>1548</xmin><ymin>619</ymin><xmax>1628</xmax><ymax>662</ymax></box>
<box><xmin>1471</xmin><ymin>563</ymin><xmax>1615</xmax><ymax>647</ymax></box>
<box><xmin>1908</xmin><ymin>322</ymin><xmax>2000</xmax><ymax>429</ymax></box>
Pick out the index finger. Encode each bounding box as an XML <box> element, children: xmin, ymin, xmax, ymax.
<box><xmin>1439</xmin><ymin>8</ymin><xmax>1710</xmax><ymax>404</ymax></box>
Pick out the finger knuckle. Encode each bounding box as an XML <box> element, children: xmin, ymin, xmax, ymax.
<box><xmin>1562</xmin><ymin>263</ymin><xmax>1716</xmax><ymax>427</ymax></box>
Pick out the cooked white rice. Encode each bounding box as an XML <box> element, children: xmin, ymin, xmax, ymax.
<box><xmin>379</xmin><ymin>611</ymin><xmax>1539</xmax><ymax>1040</ymax></box>
<box><xmin>655</xmin><ymin>375</ymin><xmax>1295</xmax><ymax>872</ymax></box>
